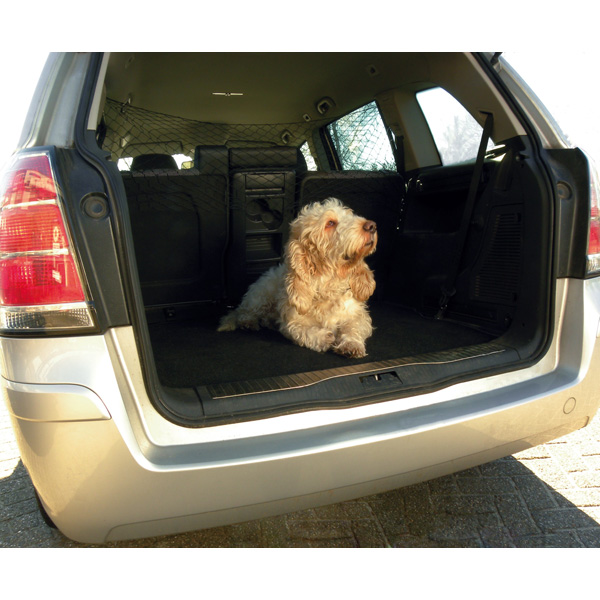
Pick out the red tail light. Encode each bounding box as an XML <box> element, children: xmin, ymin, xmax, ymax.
<box><xmin>587</xmin><ymin>156</ymin><xmax>600</xmax><ymax>275</ymax></box>
<box><xmin>0</xmin><ymin>152</ymin><xmax>94</xmax><ymax>331</ymax></box>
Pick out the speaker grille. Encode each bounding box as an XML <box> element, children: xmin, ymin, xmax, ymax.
<box><xmin>472</xmin><ymin>210</ymin><xmax>522</xmax><ymax>305</ymax></box>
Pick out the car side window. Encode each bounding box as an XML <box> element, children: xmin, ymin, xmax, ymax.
<box><xmin>327</xmin><ymin>101</ymin><xmax>396</xmax><ymax>171</ymax></box>
<box><xmin>417</xmin><ymin>87</ymin><xmax>494</xmax><ymax>165</ymax></box>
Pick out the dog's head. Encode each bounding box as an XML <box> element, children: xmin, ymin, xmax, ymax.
<box><xmin>286</xmin><ymin>198</ymin><xmax>377</xmax><ymax>276</ymax></box>
<box><xmin>284</xmin><ymin>199</ymin><xmax>378</xmax><ymax>311</ymax></box>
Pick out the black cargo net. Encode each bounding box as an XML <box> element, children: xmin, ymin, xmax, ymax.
<box><xmin>103</xmin><ymin>99</ymin><xmax>317</xmax><ymax>167</ymax></box>
<box><xmin>100</xmin><ymin>98</ymin><xmax>404</xmax><ymax>306</ymax></box>
<box><xmin>101</xmin><ymin>98</ymin><xmax>398</xmax><ymax>174</ymax></box>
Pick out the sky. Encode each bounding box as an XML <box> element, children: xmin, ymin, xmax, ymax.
<box><xmin>0</xmin><ymin>49</ymin><xmax>48</xmax><ymax>171</ymax></box>
<box><xmin>503</xmin><ymin>50</ymin><xmax>600</xmax><ymax>165</ymax></box>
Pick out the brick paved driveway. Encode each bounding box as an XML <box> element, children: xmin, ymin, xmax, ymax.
<box><xmin>2</xmin><ymin>397</ymin><xmax>600</xmax><ymax>548</ymax></box>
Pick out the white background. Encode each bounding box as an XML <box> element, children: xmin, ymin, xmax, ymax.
<box><xmin>0</xmin><ymin>49</ymin><xmax>598</xmax><ymax>171</ymax></box>
<box><xmin>0</xmin><ymin>0</ymin><xmax>597</xmax><ymax>591</ymax></box>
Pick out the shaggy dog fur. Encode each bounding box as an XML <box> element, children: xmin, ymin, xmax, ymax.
<box><xmin>218</xmin><ymin>198</ymin><xmax>378</xmax><ymax>358</ymax></box>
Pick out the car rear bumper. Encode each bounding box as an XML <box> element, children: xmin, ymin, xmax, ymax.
<box><xmin>2</xmin><ymin>278</ymin><xmax>600</xmax><ymax>543</ymax></box>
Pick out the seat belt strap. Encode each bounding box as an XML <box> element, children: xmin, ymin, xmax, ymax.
<box><xmin>385</xmin><ymin>122</ymin><xmax>405</xmax><ymax>177</ymax></box>
<box><xmin>436</xmin><ymin>111</ymin><xmax>494</xmax><ymax>320</ymax></box>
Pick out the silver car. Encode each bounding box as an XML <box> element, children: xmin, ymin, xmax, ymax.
<box><xmin>1</xmin><ymin>52</ymin><xmax>599</xmax><ymax>543</ymax></box>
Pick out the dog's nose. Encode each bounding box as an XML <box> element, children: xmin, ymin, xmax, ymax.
<box><xmin>363</xmin><ymin>220</ymin><xmax>377</xmax><ymax>233</ymax></box>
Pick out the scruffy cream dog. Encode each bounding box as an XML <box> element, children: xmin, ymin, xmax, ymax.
<box><xmin>218</xmin><ymin>198</ymin><xmax>378</xmax><ymax>358</ymax></box>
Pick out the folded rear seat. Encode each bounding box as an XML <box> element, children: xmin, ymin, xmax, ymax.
<box><xmin>226</xmin><ymin>146</ymin><xmax>307</xmax><ymax>300</ymax></box>
<box><xmin>122</xmin><ymin>149</ymin><xmax>229</xmax><ymax>309</ymax></box>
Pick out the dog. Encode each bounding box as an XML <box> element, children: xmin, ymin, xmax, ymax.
<box><xmin>218</xmin><ymin>198</ymin><xmax>378</xmax><ymax>358</ymax></box>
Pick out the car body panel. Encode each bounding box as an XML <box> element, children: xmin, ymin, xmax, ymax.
<box><xmin>2</xmin><ymin>51</ymin><xmax>600</xmax><ymax>543</ymax></box>
<box><xmin>3</xmin><ymin>381</ymin><xmax>110</xmax><ymax>422</ymax></box>
<box><xmin>3</xmin><ymin>277</ymin><xmax>600</xmax><ymax>543</ymax></box>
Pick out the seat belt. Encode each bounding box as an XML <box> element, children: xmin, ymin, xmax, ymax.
<box><xmin>435</xmin><ymin>111</ymin><xmax>494</xmax><ymax>320</ymax></box>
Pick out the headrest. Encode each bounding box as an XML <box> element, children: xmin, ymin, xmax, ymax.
<box><xmin>131</xmin><ymin>153</ymin><xmax>178</xmax><ymax>171</ymax></box>
<box><xmin>194</xmin><ymin>145</ymin><xmax>229</xmax><ymax>174</ymax></box>
<box><xmin>229</xmin><ymin>146</ymin><xmax>304</xmax><ymax>170</ymax></box>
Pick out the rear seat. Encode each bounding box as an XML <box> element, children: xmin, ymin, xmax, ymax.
<box><xmin>226</xmin><ymin>146</ymin><xmax>307</xmax><ymax>300</ymax></box>
<box><xmin>122</xmin><ymin>148</ymin><xmax>229</xmax><ymax>308</ymax></box>
<box><xmin>299</xmin><ymin>170</ymin><xmax>405</xmax><ymax>296</ymax></box>
<box><xmin>122</xmin><ymin>148</ymin><xmax>403</xmax><ymax>310</ymax></box>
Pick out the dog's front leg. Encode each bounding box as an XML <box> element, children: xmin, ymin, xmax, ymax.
<box><xmin>332</xmin><ymin>303</ymin><xmax>373</xmax><ymax>358</ymax></box>
<box><xmin>281</xmin><ymin>316</ymin><xmax>336</xmax><ymax>353</ymax></box>
<box><xmin>348</xmin><ymin>263</ymin><xmax>376</xmax><ymax>302</ymax></box>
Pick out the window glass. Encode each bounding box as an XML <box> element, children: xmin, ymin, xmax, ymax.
<box><xmin>300</xmin><ymin>142</ymin><xmax>318</xmax><ymax>170</ymax></box>
<box><xmin>417</xmin><ymin>87</ymin><xmax>494</xmax><ymax>165</ymax></box>
<box><xmin>117</xmin><ymin>157</ymin><xmax>132</xmax><ymax>171</ymax></box>
<box><xmin>117</xmin><ymin>154</ymin><xmax>192</xmax><ymax>171</ymax></box>
<box><xmin>327</xmin><ymin>101</ymin><xmax>396</xmax><ymax>171</ymax></box>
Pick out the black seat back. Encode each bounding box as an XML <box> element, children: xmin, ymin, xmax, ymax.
<box><xmin>122</xmin><ymin>148</ymin><xmax>229</xmax><ymax>308</ymax></box>
<box><xmin>227</xmin><ymin>146</ymin><xmax>307</xmax><ymax>299</ymax></box>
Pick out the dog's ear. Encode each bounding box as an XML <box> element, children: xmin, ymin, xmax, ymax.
<box><xmin>285</xmin><ymin>239</ymin><xmax>315</xmax><ymax>314</ymax></box>
<box><xmin>348</xmin><ymin>263</ymin><xmax>376</xmax><ymax>302</ymax></box>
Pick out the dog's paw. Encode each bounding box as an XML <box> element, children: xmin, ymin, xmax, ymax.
<box><xmin>237</xmin><ymin>318</ymin><xmax>260</xmax><ymax>331</ymax></box>
<box><xmin>218</xmin><ymin>311</ymin><xmax>262</xmax><ymax>332</ymax></box>
<box><xmin>308</xmin><ymin>329</ymin><xmax>336</xmax><ymax>352</ymax></box>
<box><xmin>333</xmin><ymin>339</ymin><xmax>366</xmax><ymax>358</ymax></box>
<box><xmin>217</xmin><ymin>313</ymin><xmax>237</xmax><ymax>332</ymax></box>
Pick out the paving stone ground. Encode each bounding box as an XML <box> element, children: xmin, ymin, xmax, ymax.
<box><xmin>3</xmin><ymin>397</ymin><xmax>600</xmax><ymax>548</ymax></box>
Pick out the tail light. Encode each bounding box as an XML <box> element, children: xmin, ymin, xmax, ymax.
<box><xmin>587</xmin><ymin>155</ymin><xmax>600</xmax><ymax>276</ymax></box>
<box><xmin>0</xmin><ymin>152</ymin><xmax>95</xmax><ymax>331</ymax></box>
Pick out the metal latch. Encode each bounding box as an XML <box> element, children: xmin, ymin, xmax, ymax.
<box><xmin>360</xmin><ymin>371</ymin><xmax>401</xmax><ymax>389</ymax></box>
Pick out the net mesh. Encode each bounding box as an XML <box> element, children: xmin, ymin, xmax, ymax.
<box><xmin>100</xmin><ymin>97</ymin><xmax>405</xmax><ymax>307</ymax></box>
<box><xmin>103</xmin><ymin>99</ymin><xmax>324</xmax><ymax>168</ymax></box>
<box><xmin>101</xmin><ymin>98</ymin><xmax>397</xmax><ymax>174</ymax></box>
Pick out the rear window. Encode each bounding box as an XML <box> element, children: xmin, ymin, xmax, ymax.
<box><xmin>117</xmin><ymin>154</ymin><xmax>192</xmax><ymax>171</ymax></box>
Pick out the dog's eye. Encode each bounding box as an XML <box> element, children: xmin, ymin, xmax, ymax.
<box><xmin>325</xmin><ymin>220</ymin><xmax>337</xmax><ymax>229</ymax></box>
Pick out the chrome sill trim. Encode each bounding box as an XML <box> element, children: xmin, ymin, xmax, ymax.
<box><xmin>207</xmin><ymin>347</ymin><xmax>509</xmax><ymax>400</ymax></box>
